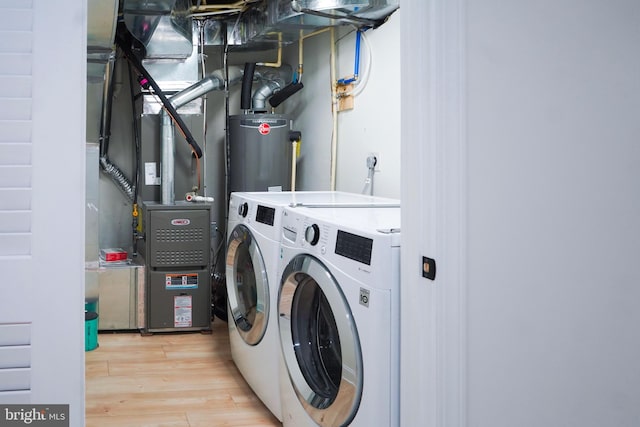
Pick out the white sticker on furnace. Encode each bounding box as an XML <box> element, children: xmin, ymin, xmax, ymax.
<box><xmin>174</xmin><ymin>295</ymin><xmax>192</xmax><ymax>328</ymax></box>
<box><xmin>145</xmin><ymin>162</ymin><xmax>161</xmax><ymax>185</ymax></box>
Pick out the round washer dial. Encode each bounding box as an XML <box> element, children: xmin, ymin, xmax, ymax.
<box><xmin>238</xmin><ymin>202</ymin><xmax>248</xmax><ymax>217</ymax></box>
<box><xmin>305</xmin><ymin>224</ymin><xmax>320</xmax><ymax>246</ymax></box>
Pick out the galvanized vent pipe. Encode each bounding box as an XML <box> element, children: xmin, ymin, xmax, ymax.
<box><xmin>251</xmin><ymin>64</ymin><xmax>293</xmax><ymax>111</ymax></box>
<box><xmin>160</xmin><ymin>63</ymin><xmax>296</xmax><ymax>204</ymax></box>
<box><xmin>161</xmin><ymin>66</ymin><xmax>244</xmax><ymax>204</ymax></box>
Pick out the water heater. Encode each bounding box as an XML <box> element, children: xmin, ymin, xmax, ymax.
<box><xmin>229</xmin><ymin>113</ymin><xmax>292</xmax><ymax>194</ymax></box>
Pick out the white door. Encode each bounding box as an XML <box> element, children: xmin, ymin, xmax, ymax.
<box><xmin>0</xmin><ymin>1</ymin><xmax>86</xmax><ymax>425</ymax></box>
<box><xmin>400</xmin><ymin>1</ymin><xmax>640</xmax><ymax>427</ymax></box>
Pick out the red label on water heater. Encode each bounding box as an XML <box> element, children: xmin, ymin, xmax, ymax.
<box><xmin>258</xmin><ymin>122</ymin><xmax>271</xmax><ymax>135</ymax></box>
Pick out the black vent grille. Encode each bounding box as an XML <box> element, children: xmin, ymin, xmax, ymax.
<box><xmin>155</xmin><ymin>228</ymin><xmax>205</xmax><ymax>242</ymax></box>
<box><xmin>155</xmin><ymin>250</ymin><xmax>206</xmax><ymax>266</ymax></box>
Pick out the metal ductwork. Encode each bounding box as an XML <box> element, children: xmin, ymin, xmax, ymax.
<box><xmin>87</xmin><ymin>0</ymin><xmax>118</xmax><ymax>64</ymax></box>
<box><xmin>87</xmin><ymin>0</ymin><xmax>119</xmax><ymax>144</ymax></box>
<box><xmin>120</xmin><ymin>0</ymin><xmax>399</xmax><ymax>50</ymax></box>
<box><xmin>122</xmin><ymin>0</ymin><xmax>200</xmax><ymax>92</ymax></box>
<box><xmin>169</xmin><ymin>67</ymin><xmax>244</xmax><ymax>109</ymax></box>
<box><xmin>252</xmin><ymin>80</ymin><xmax>285</xmax><ymax>111</ymax></box>
<box><xmin>286</xmin><ymin>0</ymin><xmax>399</xmax><ymax>25</ymax></box>
<box><xmin>122</xmin><ymin>0</ymin><xmax>193</xmax><ymax>60</ymax></box>
<box><xmin>256</xmin><ymin>0</ymin><xmax>399</xmax><ymax>44</ymax></box>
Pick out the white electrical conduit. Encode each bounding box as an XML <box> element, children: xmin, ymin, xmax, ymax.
<box><xmin>298</xmin><ymin>30</ymin><xmax>304</xmax><ymax>81</ymax></box>
<box><xmin>257</xmin><ymin>33</ymin><xmax>282</xmax><ymax>67</ymax></box>
<box><xmin>291</xmin><ymin>140</ymin><xmax>298</xmax><ymax>191</ymax></box>
<box><xmin>325</xmin><ymin>27</ymin><xmax>373</xmax><ymax>190</ymax></box>
<box><xmin>188</xmin><ymin>9</ymin><xmax>243</xmax><ymax>18</ymax></box>
<box><xmin>298</xmin><ymin>27</ymin><xmax>332</xmax><ymax>82</ymax></box>
<box><xmin>187</xmin><ymin>0</ymin><xmax>258</xmax><ymax>17</ymax></box>
<box><xmin>190</xmin><ymin>0</ymin><xmax>257</xmax><ymax>10</ymax></box>
<box><xmin>330</xmin><ymin>27</ymin><xmax>338</xmax><ymax>191</ymax></box>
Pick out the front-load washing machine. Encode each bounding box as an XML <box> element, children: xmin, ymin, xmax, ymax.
<box><xmin>277</xmin><ymin>206</ymin><xmax>401</xmax><ymax>427</ymax></box>
<box><xmin>225</xmin><ymin>192</ymin><xmax>399</xmax><ymax>421</ymax></box>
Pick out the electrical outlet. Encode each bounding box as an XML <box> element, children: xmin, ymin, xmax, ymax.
<box><xmin>367</xmin><ymin>152</ymin><xmax>380</xmax><ymax>172</ymax></box>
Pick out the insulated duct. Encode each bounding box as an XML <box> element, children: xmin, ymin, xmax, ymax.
<box><xmin>268</xmin><ymin>82</ymin><xmax>304</xmax><ymax>108</ymax></box>
<box><xmin>241</xmin><ymin>62</ymin><xmax>257</xmax><ymax>111</ymax></box>
<box><xmin>99</xmin><ymin>55</ymin><xmax>116</xmax><ymax>159</ymax></box>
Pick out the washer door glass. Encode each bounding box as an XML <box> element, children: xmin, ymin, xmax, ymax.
<box><xmin>279</xmin><ymin>254</ymin><xmax>362</xmax><ymax>427</ymax></box>
<box><xmin>226</xmin><ymin>224</ymin><xmax>269</xmax><ymax>345</ymax></box>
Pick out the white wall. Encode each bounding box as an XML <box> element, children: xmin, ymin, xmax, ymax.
<box><xmin>282</xmin><ymin>12</ymin><xmax>401</xmax><ymax>198</ymax></box>
<box><xmin>401</xmin><ymin>1</ymin><xmax>640</xmax><ymax>426</ymax></box>
<box><xmin>336</xmin><ymin>15</ymin><xmax>401</xmax><ymax>198</ymax></box>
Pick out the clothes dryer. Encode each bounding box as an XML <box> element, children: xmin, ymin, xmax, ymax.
<box><xmin>277</xmin><ymin>206</ymin><xmax>401</xmax><ymax>427</ymax></box>
<box><xmin>225</xmin><ymin>192</ymin><xmax>399</xmax><ymax>421</ymax></box>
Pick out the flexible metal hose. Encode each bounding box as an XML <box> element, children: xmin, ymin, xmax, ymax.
<box><xmin>100</xmin><ymin>156</ymin><xmax>134</xmax><ymax>201</ymax></box>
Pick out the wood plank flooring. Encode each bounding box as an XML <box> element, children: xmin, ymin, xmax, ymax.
<box><xmin>85</xmin><ymin>320</ymin><xmax>282</xmax><ymax>427</ymax></box>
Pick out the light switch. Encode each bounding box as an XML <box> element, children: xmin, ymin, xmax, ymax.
<box><xmin>422</xmin><ymin>256</ymin><xmax>436</xmax><ymax>280</ymax></box>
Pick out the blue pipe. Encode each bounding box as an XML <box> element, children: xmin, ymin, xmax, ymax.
<box><xmin>354</xmin><ymin>30</ymin><xmax>361</xmax><ymax>79</ymax></box>
<box><xmin>338</xmin><ymin>29</ymin><xmax>362</xmax><ymax>85</ymax></box>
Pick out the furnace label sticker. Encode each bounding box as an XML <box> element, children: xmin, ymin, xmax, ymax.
<box><xmin>165</xmin><ymin>273</ymin><xmax>198</xmax><ymax>289</ymax></box>
<box><xmin>174</xmin><ymin>295</ymin><xmax>192</xmax><ymax>328</ymax></box>
<box><xmin>145</xmin><ymin>162</ymin><xmax>160</xmax><ymax>185</ymax></box>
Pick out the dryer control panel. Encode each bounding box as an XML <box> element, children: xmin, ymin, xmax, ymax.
<box><xmin>335</xmin><ymin>230</ymin><xmax>373</xmax><ymax>265</ymax></box>
<box><xmin>282</xmin><ymin>211</ymin><xmax>371</xmax><ymax>265</ymax></box>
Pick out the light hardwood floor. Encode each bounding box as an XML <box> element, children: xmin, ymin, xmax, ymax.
<box><xmin>85</xmin><ymin>320</ymin><xmax>282</xmax><ymax>427</ymax></box>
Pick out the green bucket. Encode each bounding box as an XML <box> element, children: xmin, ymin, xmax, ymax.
<box><xmin>85</xmin><ymin>300</ymin><xmax>97</xmax><ymax>313</ymax></box>
<box><xmin>85</xmin><ymin>311</ymin><xmax>99</xmax><ymax>351</ymax></box>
